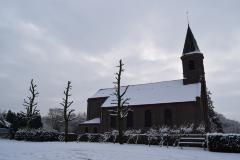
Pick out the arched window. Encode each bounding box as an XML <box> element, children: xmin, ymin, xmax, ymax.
<box><xmin>85</xmin><ymin>127</ymin><xmax>88</xmax><ymax>133</ymax></box>
<box><xmin>127</xmin><ymin>111</ymin><xmax>133</xmax><ymax>128</ymax></box>
<box><xmin>189</xmin><ymin>60</ymin><xmax>195</xmax><ymax>70</ymax></box>
<box><xmin>164</xmin><ymin>109</ymin><xmax>172</xmax><ymax>126</ymax></box>
<box><xmin>93</xmin><ymin>127</ymin><xmax>98</xmax><ymax>133</ymax></box>
<box><xmin>110</xmin><ymin>116</ymin><xmax>116</xmax><ymax>128</ymax></box>
<box><xmin>145</xmin><ymin>110</ymin><xmax>152</xmax><ymax>127</ymax></box>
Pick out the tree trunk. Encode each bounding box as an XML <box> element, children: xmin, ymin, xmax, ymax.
<box><xmin>118</xmin><ymin>115</ymin><xmax>123</xmax><ymax>144</ymax></box>
<box><xmin>64</xmin><ymin>120</ymin><xmax>68</xmax><ymax>142</ymax></box>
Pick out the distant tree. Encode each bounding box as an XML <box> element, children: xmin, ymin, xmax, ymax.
<box><xmin>111</xmin><ymin>59</ymin><xmax>130</xmax><ymax>144</ymax></box>
<box><xmin>16</xmin><ymin>113</ymin><xmax>28</xmax><ymax>128</ymax></box>
<box><xmin>68</xmin><ymin>112</ymin><xmax>87</xmax><ymax>133</ymax></box>
<box><xmin>207</xmin><ymin>90</ymin><xmax>223</xmax><ymax>133</ymax></box>
<box><xmin>43</xmin><ymin>109</ymin><xmax>86</xmax><ymax>133</ymax></box>
<box><xmin>0</xmin><ymin>110</ymin><xmax>6</xmax><ymax>117</ymax></box>
<box><xmin>218</xmin><ymin>113</ymin><xmax>240</xmax><ymax>133</ymax></box>
<box><xmin>5</xmin><ymin>110</ymin><xmax>18</xmax><ymax>131</ymax></box>
<box><xmin>46</xmin><ymin>108</ymin><xmax>64</xmax><ymax>131</ymax></box>
<box><xmin>60</xmin><ymin>81</ymin><xmax>75</xmax><ymax>142</ymax></box>
<box><xmin>5</xmin><ymin>110</ymin><xmax>27</xmax><ymax>138</ymax></box>
<box><xmin>28</xmin><ymin>115</ymin><xmax>42</xmax><ymax>129</ymax></box>
<box><xmin>21</xmin><ymin>79</ymin><xmax>42</xmax><ymax>129</ymax></box>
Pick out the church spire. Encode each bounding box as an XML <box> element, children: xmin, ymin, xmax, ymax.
<box><xmin>182</xmin><ymin>25</ymin><xmax>200</xmax><ymax>55</ymax></box>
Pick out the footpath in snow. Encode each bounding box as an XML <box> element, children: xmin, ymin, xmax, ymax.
<box><xmin>0</xmin><ymin>139</ymin><xmax>239</xmax><ymax>160</ymax></box>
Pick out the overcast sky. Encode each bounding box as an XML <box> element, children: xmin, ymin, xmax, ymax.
<box><xmin>0</xmin><ymin>0</ymin><xmax>240</xmax><ymax>121</ymax></box>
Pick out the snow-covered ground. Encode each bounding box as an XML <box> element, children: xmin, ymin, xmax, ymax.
<box><xmin>0</xmin><ymin>139</ymin><xmax>239</xmax><ymax>160</ymax></box>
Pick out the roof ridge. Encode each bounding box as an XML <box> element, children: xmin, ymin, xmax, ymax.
<box><xmin>97</xmin><ymin>79</ymin><xmax>184</xmax><ymax>91</ymax></box>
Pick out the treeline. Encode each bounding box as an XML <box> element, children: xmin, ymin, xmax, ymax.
<box><xmin>42</xmin><ymin>108</ymin><xmax>86</xmax><ymax>133</ymax></box>
<box><xmin>0</xmin><ymin>79</ymin><xmax>86</xmax><ymax>141</ymax></box>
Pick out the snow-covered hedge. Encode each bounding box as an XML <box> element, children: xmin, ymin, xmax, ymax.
<box><xmin>14</xmin><ymin>129</ymin><xmax>76</xmax><ymax>142</ymax></box>
<box><xmin>76</xmin><ymin>130</ymin><xmax>179</xmax><ymax>146</ymax></box>
<box><xmin>207</xmin><ymin>133</ymin><xmax>240</xmax><ymax>153</ymax></box>
<box><xmin>15</xmin><ymin>129</ymin><xmax>61</xmax><ymax>141</ymax></box>
<box><xmin>76</xmin><ymin>124</ymin><xmax>205</xmax><ymax>145</ymax></box>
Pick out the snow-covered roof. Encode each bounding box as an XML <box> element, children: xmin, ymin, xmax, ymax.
<box><xmin>81</xmin><ymin>118</ymin><xmax>100</xmax><ymax>124</ymax></box>
<box><xmin>91</xmin><ymin>79</ymin><xmax>201</xmax><ymax>107</ymax></box>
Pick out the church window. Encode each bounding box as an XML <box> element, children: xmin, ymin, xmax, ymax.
<box><xmin>85</xmin><ymin>127</ymin><xmax>88</xmax><ymax>133</ymax></box>
<box><xmin>189</xmin><ymin>60</ymin><xmax>195</xmax><ymax>70</ymax></box>
<box><xmin>110</xmin><ymin>116</ymin><xmax>116</xmax><ymax>128</ymax></box>
<box><xmin>93</xmin><ymin>127</ymin><xmax>98</xmax><ymax>133</ymax></box>
<box><xmin>145</xmin><ymin>110</ymin><xmax>152</xmax><ymax>127</ymax></box>
<box><xmin>127</xmin><ymin>111</ymin><xmax>133</xmax><ymax>128</ymax></box>
<box><xmin>164</xmin><ymin>109</ymin><xmax>173</xmax><ymax>126</ymax></box>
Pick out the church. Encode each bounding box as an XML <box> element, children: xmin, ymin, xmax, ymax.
<box><xmin>79</xmin><ymin>25</ymin><xmax>209</xmax><ymax>133</ymax></box>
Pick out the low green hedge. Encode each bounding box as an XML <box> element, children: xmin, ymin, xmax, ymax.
<box><xmin>207</xmin><ymin>133</ymin><xmax>240</xmax><ymax>153</ymax></box>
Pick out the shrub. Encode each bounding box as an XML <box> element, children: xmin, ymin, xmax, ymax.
<box><xmin>207</xmin><ymin>133</ymin><xmax>240</xmax><ymax>153</ymax></box>
<box><xmin>67</xmin><ymin>133</ymin><xmax>78</xmax><ymax>141</ymax></box>
<box><xmin>15</xmin><ymin>128</ymin><xmax>60</xmax><ymax>141</ymax></box>
<box><xmin>75</xmin><ymin>132</ymin><xmax>178</xmax><ymax>146</ymax></box>
<box><xmin>77</xmin><ymin>134</ymin><xmax>89</xmax><ymax>142</ymax></box>
<box><xmin>15</xmin><ymin>128</ymin><xmax>79</xmax><ymax>142</ymax></box>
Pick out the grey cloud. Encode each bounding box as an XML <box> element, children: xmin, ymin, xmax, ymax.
<box><xmin>0</xmin><ymin>0</ymin><xmax>240</xmax><ymax>121</ymax></box>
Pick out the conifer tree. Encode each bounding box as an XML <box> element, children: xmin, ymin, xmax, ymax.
<box><xmin>207</xmin><ymin>90</ymin><xmax>223</xmax><ymax>132</ymax></box>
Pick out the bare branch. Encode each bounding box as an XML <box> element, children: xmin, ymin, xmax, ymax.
<box><xmin>60</xmin><ymin>80</ymin><xmax>74</xmax><ymax>142</ymax></box>
<box><xmin>120</xmin><ymin>86</ymin><xmax>129</xmax><ymax>98</ymax></box>
<box><xmin>122</xmin><ymin>98</ymin><xmax>130</xmax><ymax>106</ymax></box>
<box><xmin>67</xmin><ymin>101</ymin><xmax>73</xmax><ymax>108</ymax></box>
<box><xmin>111</xmin><ymin>59</ymin><xmax>130</xmax><ymax>144</ymax></box>
<box><xmin>21</xmin><ymin>79</ymin><xmax>40</xmax><ymax>128</ymax></box>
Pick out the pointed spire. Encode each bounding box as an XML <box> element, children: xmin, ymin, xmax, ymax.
<box><xmin>182</xmin><ymin>25</ymin><xmax>200</xmax><ymax>55</ymax></box>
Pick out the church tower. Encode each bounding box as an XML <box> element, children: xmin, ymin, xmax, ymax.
<box><xmin>181</xmin><ymin>25</ymin><xmax>210</xmax><ymax>131</ymax></box>
<box><xmin>181</xmin><ymin>25</ymin><xmax>205</xmax><ymax>85</ymax></box>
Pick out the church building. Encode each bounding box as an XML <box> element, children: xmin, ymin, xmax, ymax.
<box><xmin>80</xmin><ymin>25</ymin><xmax>209</xmax><ymax>133</ymax></box>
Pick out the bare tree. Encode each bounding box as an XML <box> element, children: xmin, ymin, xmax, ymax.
<box><xmin>60</xmin><ymin>81</ymin><xmax>75</xmax><ymax>142</ymax></box>
<box><xmin>111</xmin><ymin>59</ymin><xmax>130</xmax><ymax>144</ymax></box>
<box><xmin>21</xmin><ymin>79</ymin><xmax>41</xmax><ymax>129</ymax></box>
<box><xmin>68</xmin><ymin>112</ymin><xmax>87</xmax><ymax>133</ymax></box>
<box><xmin>46</xmin><ymin>108</ymin><xmax>64</xmax><ymax>131</ymax></box>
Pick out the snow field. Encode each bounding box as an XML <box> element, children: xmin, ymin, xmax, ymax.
<box><xmin>0</xmin><ymin>139</ymin><xmax>239</xmax><ymax>160</ymax></box>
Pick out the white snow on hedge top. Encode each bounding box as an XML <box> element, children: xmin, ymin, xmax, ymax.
<box><xmin>207</xmin><ymin>133</ymin><xmax>240</xmax><ymax>136</ymax></box>
<box><xmin>81</xmin><ymin>118</ymin><xmax>100</xmax><ymax>124</ymax></box>
<box><xmin>91</xmin><ymin>79</ymin><xmax>201</xmax><ymax>107</ymax></box>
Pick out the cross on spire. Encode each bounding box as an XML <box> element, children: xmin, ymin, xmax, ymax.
<box><xmin>186</xmin><ymin>11</ymin><xmax>190</xmax><ymax>26</ymax></box>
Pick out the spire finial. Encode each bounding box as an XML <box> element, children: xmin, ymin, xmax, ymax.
<box><xmin>182</xmin><ymin>13</ymin><xmax>201</xmax><ymax>54</ymax></box>
<box><xmin>186</xmin><ymin>11</ymin><xmax>190</xmax><ymax>26</ymax></box>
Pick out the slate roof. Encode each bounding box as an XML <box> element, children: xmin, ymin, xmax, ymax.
<box><xmin>182</xmin><ymin>25</ymin><xmax>201</xmax><ymax>55</ymax></box>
